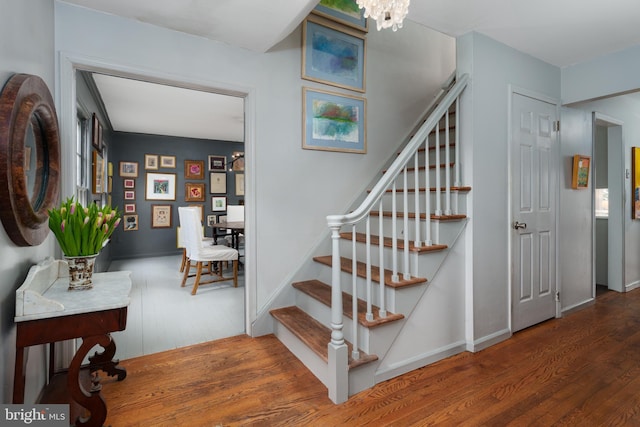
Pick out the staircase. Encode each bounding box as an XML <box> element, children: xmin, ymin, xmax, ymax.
<box><xmin>270</xmin><ymin>73</ymin><xmax>470</xmax><ymax>403</ymax></box>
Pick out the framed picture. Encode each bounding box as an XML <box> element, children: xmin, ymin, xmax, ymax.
<box><xmin>235</xmin><ymin>174</ymin><xmax>245</xmax><ymax>196</ymax></box>
<box><xmin>209</xmin><ymin>172</ymin><xmax>227</xmax><ymax>194</ymax></box>
<box><xmin>123</xmin><ymin>214</ymin><xmax>138</xmax><ymax>231</ymax></box>
<box><xmin>571</xmin><ymin>155</ymin><xmax>590</xmax><ymax>190</ymax></box>
<box><xmin>151</xmin><ymin>204</ymin><xmax>172</xmax><ymax>228</ymax></box>
<box><xmin>302</xmin><ymin>15</ymin><xmax>366</xmax><ymax>93</ymax></box>
<box><xmin>189</xmin><ymin>204</ymin><xmax>204</xmax><ymax>221</ymax></box>
<box><xmin>185</xmin><ymin>160</ymin><xmax>205</xmax><ymax>179</ymax></box>
<box><xmin>302</xmin><ymin>87</ymin><xmax>366</xmax><ymax>154</ymax></box>
<box><xmin>312</xmin><ymin>0</ymin><xmax>368</xmax><ymax>31</ymax></box>
<box><xmin>124</xmin><ymin>190</ymin><xmax>135</xmax><ymax>200</ymax></box>
<box><xmin>160</xmin><ymin>155</ymin><xmax>176</xmax><ymax>168</ymax></box>
<box><xmin>119</xmin><ymin>161</ymin><xmax>139</xmax><ymax>178</ymax></box>
<box><xmin>633</xmin><ymin>148</ymin><xmax>640</xmax><ymax>219</ymax></box>
<box><xmin>146</xmin><ymin>172</ymin><xmax>176</xmax><ymax>201</ymax></box>
<box><xmin>145</xmin><ymin>154</ymin><xmax>159</xmax><ymax>170</ymax></box>
<box><xmin>124</xmin><ymin>203</ymin><xmax>136</xmax><ymax>214</ymax></box>
<box><xmin>208</xmin><ymin>155</ymin><xmax>227</xmax><ymax>172</ymax></box>
<box><xmin>185</xmin><ymin>182</ymin><xmax>205</xmax><ymax>202</ymax></box>
<box><xmin>211</xmin><ymin>196</ymin><xmax>227</xmax><ymax>212</ymax></box>
<box><xmin>92</xmin><ymin>150</ymin><xmax>104</xmax><ymax>194</ymax></box>
<box><xmin>92</xmin><ymin>113</ymin><xmax>102</xmax><ymax>150</ymax></box>
<box><xmin>206</xmin><ymin>214</ymin><xmax>217</xmax><ymax>227</ymax></box>
<box><xmin>231</xmin><ymin>152</ymin><xmax>245</xmax><ymax>171</ymax></box>
<box><xmin>123</xmin><ymin>178</ymin><xmax>135</xmax><ymax>189</ymax></box>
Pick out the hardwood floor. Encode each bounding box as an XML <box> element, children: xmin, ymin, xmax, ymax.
<box><xmin>101</xmin><ymin>288</ymin><xmax>640</xmax><ymax>426</ymax></box>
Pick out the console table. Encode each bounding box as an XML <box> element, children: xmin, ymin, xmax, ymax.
<box><xmin>13</xmin><ymin>258</ymin><xmax>132</xmax><ymax>427</ymax></box>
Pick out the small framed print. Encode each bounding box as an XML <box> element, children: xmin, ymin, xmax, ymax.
<box><xmin>185</xmin><ymin>182</ymin><xmax>205</xmax><ymax>202</ymax></box>
<box><xmin>235</xmin><ymin>174</ymin><xmax>244</xmax><ymax>196</ymax></box>
<box><xmin>123</xmin><ymin>214</ymin><xmax>138</xmax><ymax>231</ymax></box>
<box><xmin>119</xmin><ymin>161</ymin><xmax>139</xmax><ymax>178</ymax></box>
<box><xmin>211</xmin><ymin>196</ymin><xmax>227</xmax><ymax>212</ymax></box>
<box><xmin>146</xmin><ymin>172</ymin><xmax>176</xmax><ymax>201</ymax></box>
<box><xmin>206</xmin><ymin>214</ymin><xmax>217</xmax><ymax>227</ymax></box>
<box><xmin>208</xmin><ymin>155</ymin><xmax>227</xmax><ymax>172</ymax></box>
<box><xmin>123</xmin><ymin>178</ymin><xmax>135</xmax><ymax>189</ymax></box>
<box><xmin>92</xmin><ymin>113</ymin><xmax>102</xmax><ymax>150</ymax></box>
<box><xmin>124</xmin><ymin>190</ymin><xmax>135</xmax><ymax>200</ymax></box>
<box><xmin>151</xmin><ymin>204</ymin><xmax>172</xmax><ymax>228</ymax></box>
<box><xmin>145</xmin><ymin>154</ymin><xmax>159</xmax><ymax>170</ymax></box>
<box><xmin>185</xmin><ymin>160</ymin><xmax>205</xmax><ymax>179</ymax></box>
<box><xmin>209</xmin><ymin>172</ymin><xmax>227</xmax><ymax>194</ymax></box>
<box><xmin>124</xmin><ymin>203</ymin><xmax>136</xmax><ymax>213</ymax></box>
<box><xmin>231</xmin><ymin>152</ymin><xmax>244</xmax><ymax>171</ymax></box>
<box><xmin>160</xmin><ymin>155</ymin><xmax>176</xmax><ymax>168</ymax></box>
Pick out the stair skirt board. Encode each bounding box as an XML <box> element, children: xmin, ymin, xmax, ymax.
<box><xmin>374</xmin><ymin>340</ymin><xmax>467</xmax><ymax>384</ymax></box>
<box><xmin>273</xmin><ymin>320</ymin><xmax>329</xmax><ymax>387</ymax></box>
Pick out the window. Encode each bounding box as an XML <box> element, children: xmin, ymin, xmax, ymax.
<box><xmin>595</xmin><ymin>188</ymin><xmax>608</xmax><ymax>218</ymax></box>
<box><xmin>76</xmin><ymin>114</ymin><xmax>89</xmax><ymax>205</ymax></box>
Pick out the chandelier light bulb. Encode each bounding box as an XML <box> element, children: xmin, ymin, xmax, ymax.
<box><xmin>356</xmin><ymin>0</ymin><xmax>410</xmax><ymax>31</ymax></box>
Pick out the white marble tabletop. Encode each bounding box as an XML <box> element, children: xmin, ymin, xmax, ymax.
<box><xmin>15</xmin><ymin>262</ymin><xmax>132</xmax><ymax>322</ymax></box>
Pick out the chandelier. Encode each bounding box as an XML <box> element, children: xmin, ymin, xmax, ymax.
<box><xmin>356</xmin><ymin>0</ymin><xmax>410</xmax><ymax>32</ymax></box>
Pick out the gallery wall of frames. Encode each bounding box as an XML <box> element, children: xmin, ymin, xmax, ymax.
<box><xmin>109</xmin><ymin>132</ymin><xmax>244</xmax><ymax>259</ymax></box>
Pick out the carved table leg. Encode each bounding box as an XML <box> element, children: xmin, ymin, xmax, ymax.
<box><xmin>88</xmin><ymin>333</ymin><xmax>127</xmax><ymax>381</ymax></box>
<box><xmin>68</xmin><ymin>335</ymin><xmax>111</xmax><ymax>427</ymax></box>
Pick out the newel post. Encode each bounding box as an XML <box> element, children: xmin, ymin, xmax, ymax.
<box><xmin>327</xmin><ymin>217</ymin><xmax>348</xmax><ymax>403</ymax></box>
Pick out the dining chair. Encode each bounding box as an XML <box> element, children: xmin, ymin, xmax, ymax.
<box><xmin>176</xmin><ymin>225</ymin><xmax>213</xmax><ymax>273</ymax></box>
<box><xmin>178</xmin><ymin>206</ymin><xmax>238</xmax><ymax>294</ymax></box>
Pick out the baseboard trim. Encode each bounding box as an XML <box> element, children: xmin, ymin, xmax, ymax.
<box><xmin>374</xmin><ymin>341</ymin><xmax>467</xmax><ymax>383</ymax></box>
<box><xmin>626</xmin><ymin>280</ymin><xmax>640</xmax><ymax>292</ymax></box>
<box><xmin>467</xmin><ymin>328</ymin><xmax>511</xmax><ymax>352</ymax></box>
<box><xmin>562</xmin><ymin>298</ymin><xmax>595</xmax><ymax>316</ymax></box>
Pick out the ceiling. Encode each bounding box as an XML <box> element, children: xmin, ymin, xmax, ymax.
<box><xmin>64</xmin><ymin>0</ymin><xmax>640</xmax><ymax>140</ymax></box>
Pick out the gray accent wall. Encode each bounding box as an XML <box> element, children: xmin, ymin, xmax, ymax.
<box><xmin>109</xmin><ymin>133</ymin><xmax>244</xmax><ymax>259</ymax></box>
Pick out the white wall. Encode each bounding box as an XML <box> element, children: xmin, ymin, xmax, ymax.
<box><xmin>0</xmin><ymin>0</ymin><xmax>57</xmax><ymax>404</ymax></box>
<box><xmin>562</xmin><ymin>44</ymin><xmax>640</xmax><ymax>105</ymax></box>
<box><xmin>54</xmin><ymin>3</ymin><xmax>455</xmax><ymax>328</ymax></box>
<box><xmin>456</xmin><ymin>32</ymin><xmax>561</xmax><ymax>346</ymax></box>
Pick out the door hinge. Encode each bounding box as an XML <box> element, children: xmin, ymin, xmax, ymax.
<box><xmin>555</xmin><ymin>291</ymin><xmax>560</xmax><ymax>301</ymax></box>
<box><xmin>553</xmin><ymin>120</ymin><xmax>560</xmax><ymax>132</ymax></box>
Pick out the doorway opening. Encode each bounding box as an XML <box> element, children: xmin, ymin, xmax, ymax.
<box><xmin>593</xmin><ymin>113</ymin><xmax>624</xmax><ymax>296</ymax></box>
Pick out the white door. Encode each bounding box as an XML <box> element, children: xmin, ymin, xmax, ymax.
<box><xmin>511</xmin><ymin>92</ymin><xmax>558</xmax><ymax>332</ymax></box>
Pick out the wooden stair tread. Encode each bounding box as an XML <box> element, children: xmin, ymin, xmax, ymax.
<box><xmin>339</xmin><ymin>232</ymin><xmax>447</xmax><ymax>253</ymax></box>
<box><xmin>370</xmin><ymin>211</ymin><xmax>467</xmax><ymax>222</ymax></box>
<box><xmin>292</xmin><ymin>280</ymin><xmax>404</xmax><ymax>328</ymax></box>
<box><xmin>313</xmin><ymin>256</ymin><xmax>427</xmax><ymax>289</ymax></box>
<box><xmin>270</xmin><ymin>306</ymin><xmax>378</xmax><ymax>369</ymax></box>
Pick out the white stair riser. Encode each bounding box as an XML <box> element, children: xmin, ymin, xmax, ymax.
<box><xmin>273</xmin><ymin>321</ymin><xmax>329</xmax><ymax>387</ymax></box>
<box><xmin>359</xmin><ymin>217</ymin><xmax>465</xmax><ymax>247</ymax></box>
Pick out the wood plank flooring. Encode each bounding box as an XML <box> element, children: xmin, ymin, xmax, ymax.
<box><xmin>101</xmin><ymin>287</ymin><xmax>640</xmax><ymax>426</ymax></box>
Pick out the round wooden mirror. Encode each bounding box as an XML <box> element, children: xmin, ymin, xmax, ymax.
<box><xmin>0</xmin><ymin>74</ymin><xmax>60</xmax><ymax>246</ymax></box>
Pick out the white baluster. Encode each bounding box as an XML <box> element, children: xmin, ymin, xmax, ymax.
<box><xmin>445</xmin><ymin>109</ymin><xmax>452</xmax><ymax>216</ymax></box>
<box><xmin>378</xmin><ymin>201</ymin><xmax>387</xmax><ymax>318</ymax></box>
<box><xmin>413</xmin><ymin>152</ymin><xmax>421</xmax><ymax>247</ymax></box>
<box><xmin>402</xmin><ymin>166</ymin><xmax>410</xmax><ymax>280</ymax></box>
<box><xmin>391</xmin><ymin>181</ymin><xmax>399</xmax><ymax>282</ymax></box>
<box><xmin>365</xmin><ymin>217</ymin><xmax>373</xmax><ymax>322</ymax></box>
<box><xmin>424</xmin><ymin>136</ymin><xmax>432</xmax><ymax>246</ymax></box>
<box><xmin>435</xmin><ymin>122</ymin><xmax>442</xmax><ymax>217</ymax></box>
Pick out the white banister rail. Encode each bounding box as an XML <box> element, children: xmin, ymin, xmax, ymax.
<box><xmin>324</xmin><ymin>73</ymin><xmax>468</xmax><ymax>404</ymax></box>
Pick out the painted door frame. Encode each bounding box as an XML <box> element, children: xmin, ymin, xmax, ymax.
<box><xmin>507</xmin><ymin>85</ymin><xmax>562</xmax><ymax>332</ymax></box>
<box><xmin>592</xmin><ymin>112</ymin><xmax>624</xmax><ymax>294</ymax></box>
<box><xmin>57</xmin><ymin>52</ymin><xmax>257</xmax><ymax>336</ymax></box>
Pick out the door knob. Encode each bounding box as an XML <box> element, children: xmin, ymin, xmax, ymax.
<box><xmin>513</xmin><ymin>221</ymin><xmax>527</xmax><ymax>230</ymax></box>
